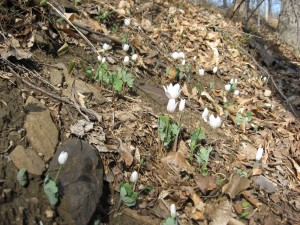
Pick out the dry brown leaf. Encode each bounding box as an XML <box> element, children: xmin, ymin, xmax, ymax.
<box><xmin>161</xmin><ymin>151</ymin><xmax>195</xmax><ymax>174</ymax></box>
<box><xmin>194</xmin><ymin>174</ymin><xmax>217</xmax><ymax>194</ymax></box>
<box><xmin>242</xmin><ymin>191</ymin><xmax>262</xmax><ymax>208</ymax></box>
<box><xmin>118</xmin><ymin>139</ymin><xmax>133</xmax><ymax>166</ymax></box>
<box><xmin>222</xmin><ymin>174</ymin><xmax>251</xmax><ymax>198</ymax></box>
<box><xmin>206</xmin><ymin>198</ymin><xmax>232</xmax><ymax>225</ymax></box>
<box><xmin>288</xmin><ymin>156</ymin><xmax>300</xmax><ymax>180</ymax></box>
<box><xmin>182</xmin><ymin>83</ymin><xmax>191</xmax><ymax>96</ymax></box>
<box><xmin>201</xmin><ymin>91</ymin><xmax>215</xmax><ymax>102</ymax></box>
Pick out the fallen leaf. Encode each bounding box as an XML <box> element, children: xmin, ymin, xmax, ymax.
<box><xmin>222</xmin><ymin>174</ymin><xmax>251</xmax><ymax>198</ymax></box>
<box><xmin>206</xmin><ymin>198</ymin><xmax>232</xmax><ymax>225</ymax></box>
<box><xmin>161</xmin><ymin>151</ymin><xmax>195</xmax><ymax>174</ymax></box>
<box><xmin>194</xmin><ymin>174</ymin><xmax>217</xmax><ymax>194</ymax></box>
<box><xmin>118</xmin><ymin>139</ymin><xmax>133</xmax><ymax>166</ymax></box>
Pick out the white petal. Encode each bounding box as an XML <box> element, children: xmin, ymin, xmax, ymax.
<box><xmin>130</xmin><ymin>171</ymin><xmax>138</xmax><ymax>183</ymax></box>
<box><xmin>170</xmin><ymin>204</ymin><xmax>176</xmax><ymax>218</ymax></box>
<box><xmin>167</xmin><ymin>99</ymin><xmax>178</xmax><ymax>113</ymax></box>
<box><xmin>256</xmin><ymin>147</ymin><xmax>264</xmax><ymax>161</ymax></box>
<box><xmin>131</xmin><ymin>54</ymin><xmax>138</xmax><ymax>61</ymax></box>
<box><xmin>202</xmin><ymin>108</ymin><xmax>209</xmax><ymax>122</ymax></box>
<box><xmin>179</xmin><ymin>99</ymin><xmax>185</xmax><ymax>111</ymax></box>
<box><xmin>198</xmin><ymin>69</ymin><xmax>205</xmax><ymax>76</ymax></box>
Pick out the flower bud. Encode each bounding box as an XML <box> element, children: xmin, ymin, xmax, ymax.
<box><xmin>198</xmin><ymin>68</ymin><xmax>205</xmax><ymax>76</ymax></box>
<box><xmin>170</xmin><ymin>204</ymin><xmax>176</xmax><ymax>218</ymax></box>
<box><xmin>167</xmin><ymin>99</ymin><xmax>178</xmax><ymax>113</ymax></box>
<box><xmin>124</xmin><ymin>56</ymin><xmax>130</xmax><ymax>65</ymax></box>
<box><xmin>123</xmin><ymin>44</ymin><xmax>130</xmax><ymax>51</ymax></box>
<box><xmin>172</xmin><ymin>52</ymin><xmax>179</xmax><ymax>60</ymax></box>
<box><xmin>179</xmin><ymin>99</ymin><xmax>185</xmax><ymax>112</ymax></box>
<box><xmin>58</xmin><ymin>151</ymin><xmax>68</xmax><ymax>165</ymax></box>
<box><xmin>234</xmin><ymin>90</ymin><xmax>240</xmax><ymax>96</ymax></box>
<box><xmin>256</xmin><ymin>146</ymin><xmax>264</xmax><ymax>161</ymax></box>
<box><xmin>131</xmin><ymin>54</ymin><xmax>138</xmax><ymax>61</ymax></box>
<box><xmin>130</xmin><ymin>171</ymin><xmax>138</xmax><ymax>183</ymax></box>
<box><xmin>101</xmin><ymin>57</ymin><xmax>106</xmax><ymax>63</ymax></box>
<box><xmin>212</xmin><ymin>66</ymin><xmax>218</xmax><ymax>74</ymax></box>
<box><xmin>103</xmin><ymin>43</ymin><xmax>111</xmax><ymax>51</ymax></box>
<box><xmin>97</xmin><ymin>55</ymin><xmax>102</xmax><ymax>62</ymax></box>
<box><xmin>124</xmin><ymin>18</ymin><xmax>131</xmax><ymax>26</ymax></box>
<box><xmin>224</xmin><ymin>84</ymin><xmax>231</xmax><ymax>91</ymax></box>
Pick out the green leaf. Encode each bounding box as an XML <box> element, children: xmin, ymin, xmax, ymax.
<box><xmin>196</xmin><ymin>83</ymin><xmax>201</xmax><ymax>94</ymax></box>
<box><xmin>40</xmin><ymin>0</ymin><xmax>48</xmax><ymax>6</ymax></box>
<box><xmin>120</xmin><ymin>183</ymin><xmax>137</xmax><ymax>207</ymax></box>
<box><xmin>242</xmin><ymin>201</ymin><xmax>250</xmax><ymax>208</ymax></box>
<box><xmin>190</xmin><ymin>128</ymin><xmax>205</xmax><ymax>152</ymax></box>
<box><xmin>113</xmin><ymin>77</ymin><xmax>123</xmax><ymax>92</ymax></box>
<box><xmin>236</xmin><ymin>112</ymin><xmax>244</xmax><ymax>126</ymax></box>
<box><xmin>17</xmin><ymin>168</ymin><xmax>28</xmax><ymax>187</ymax></box>
<box><xmin>196</xmin><ymin>146</ymin><xmax>212</xmax><ymax>164</ymax></box>
<box><xmin>246</xmin><ymin>112</ymin><xmax>252</xmax><ymax>123</ymax></box>
<box><xmin>162</xmin><ymin>217</ymin><xmax>176</xmax><ymax>225</ymax></box>
<box><xmin>85</xmin><ymin>65</ymin><xmax>93</xmax><ymax>79</ymax></box>
<box><xmin>43</xmin><ymin>175</ymin><xmax>58</xmax><ymax>206</ymax></box>
<box><xmin>240</xmin><ymin>211</ymin><xmax>249</xmax><ymax>217</ymax></box>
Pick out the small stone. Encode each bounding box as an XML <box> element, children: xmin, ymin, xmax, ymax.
<box><xmin>48</xmin><ymin>139</ymin><xmax>103</xmax><ymax>225</ymax></box>
<box><xmin>9</xmin><ymin>145</ymin><xmax>45</xmax><ymax>175</ymax></box>
<box><xmin>253</xmin><ymin>175</ymin><xmax>277</xmax><ymax>193</ymax></box>
<box><xmin>24</xmin><ymin>96</ymin><xmax>58</xmax><ymax>161</ymax></box>
<box><xmin>49</xmin><ymin>68</ymin><xmax>63</xmax><ymax>86</ymax></box>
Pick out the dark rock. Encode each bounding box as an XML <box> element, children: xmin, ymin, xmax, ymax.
<box><xmin>48</xmin><ymin>139</ymin><xmax>103</xmax><ymax>225</ymax></box>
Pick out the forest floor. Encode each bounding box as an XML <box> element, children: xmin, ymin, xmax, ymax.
<box><xmin>0</xmin><ymin>0</ymin><xmax>300</xmax><ymax>224</ymax></box>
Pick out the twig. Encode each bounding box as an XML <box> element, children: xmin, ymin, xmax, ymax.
<box><xmin>223</xmin><ymin>32</ymin><xmax>298</xmax><ymax>117</ymax></box>
<box><xmin>7</xmin><ymin>65</ymin><xmax>102</xmax><ymax>121</ymax></box>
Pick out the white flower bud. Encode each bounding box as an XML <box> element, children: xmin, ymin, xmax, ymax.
<box><xmin>172</xmin><ymin>52</ymin><xmax>179</xmax><ymax>60</ymax></box>
<box><xmin>58</xmin><ymin>151</ymin><xmax>68</xmax><ymax>165</ymax></box>
<box><xmin>212</xmin><ymin>66</ymin><xmax>218</xmax><ymax>73</ymax></box>
<box><xmin>178</xmin><ymin>52</ymin><xmax>185</xmax><ymax>59</ymax></box>
<box><xmin>224</xmin><ymin>84</ymin><xmax>231</xmax><ymax>91</ymax></box>
<box><xmin>124</xmin><ymin>56</ymin><xmax>130</xmax><ymax>64</ymax></box>
<box><xmin>179</xmin><ymin>99</ymin><xmax>185</xmax><ymax>112</ymax></box>
<box><xmin>198</xmin><ymin>68</ymin><xmax>205</xmax><ymax>76</ymax></box>
<box><xmin>101</xmin><ymin>57</ymin><xmax>106</xmax><ymax>63</ymax></box>
<box><xmin>123</xmin><ymin>44</ymin><xmax>130</xmax><ymax>51</ymax></box>
<box><xmin>131</xmin><ymin>54</ymin><xmax>138</xmax><ymax>61</ymax></box>
<box><xmin>124</xmin><ymin>18</ymin><xmax>131</xmax><ymax>26</ymax></box>
<box><xmin>234</xmin><ymin>90</ymin><xmax>240</xmax><ymax>96</ymax></box>
<box><xmin>130</xmin><ymin>171</ymin><xmax>138</xmax><ymax>183</ymax></box>
<box><xmin>193</xmin><ymin>56</ymin><xmax>197</xmax><ymax>61</ymax></box>
<box><xmin>256</xmin><ymin>146</ymin><xmax>264</xmax><ymax>161</ymax></box>
<box><xmin>170</xmin><ymin>204</ymin><xmax>176</xmax><ymax>218</ymax></box>
<box><xmin>97</xmin><ymin>55</ymin><xmax>102</xmax><ymax>62</ymax></box>
<box><xmin>103</xmin><ymin>43</ymin><xmax>111</xmax><ymax>51</ymax></box>
<box><xmin>209</xmin><ymin>114</ymin><xmax>222</xmax><ymax>128</ymax></box>
<box><xmin>181</xmin><ymin>59</ymin><xmax>186</xmax><ymax>65</ymax></box>
<box><xmin>202</xmin><ymin>108</ymin><xmax>209</xmax><ymax>122</ymax></box>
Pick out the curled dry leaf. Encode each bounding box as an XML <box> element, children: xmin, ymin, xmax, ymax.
<box><xmin>206</xmin><ymin>198</ymin><xmax>232</xmax><ymax>225</ymax></box>
<box><xmin>161</xmin><ymin>151</ymin><xmax>195</xmax><ymax>174</ymax></box>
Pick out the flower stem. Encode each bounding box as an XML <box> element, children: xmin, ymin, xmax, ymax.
<box><xmin>173</xmin><ymin>112</ymin><xmax>182</xmax><ymax>151</ymax></box>
<box><xmin>54</xmin><ymin>165</ymin><xmax>62</xmax><ymax>183</ymax></box>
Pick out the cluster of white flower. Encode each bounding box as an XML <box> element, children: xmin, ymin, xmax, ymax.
<box><xmin>202</xmin><ymin>107</ymin><xmax>222</xmax><ymax>128</ymax></box>
<box><xmin>224</xmin><ymin>78</ymin><xmax>239</xmax><ymax>96</ymax></box>
<box><xmin>163</xmin><ymin>83</ymin><xmax>185</xmax><ymax>113</ymax></box>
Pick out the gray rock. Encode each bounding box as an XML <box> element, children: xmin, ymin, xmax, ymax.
<box><xmin>9</xmin><ymin>145</ymin><xmax>45</xmax><ymax>175</ymax></box>
<box><xmin>49</xmin><ymin>68</ymin><xmax>63</xmax><ymax>86</ymax></box>
<box><xmin>24</xmin><ymin>96</ymin><xmax>58</xmax><ymax>161</ymax></box>
<box><xmin>48</xmin><ymin>139</ymin><xmax>103</xmax><ymax>225</ymax></box>
<box><xmin>253</xmin><ymin>175</ymin><xmax>277</xmax><ymax>193</ymax></box>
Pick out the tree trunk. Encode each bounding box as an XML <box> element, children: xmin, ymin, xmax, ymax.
<box><xmin>278</xmin><ymin>0</ymin><xmax>300</xmax><ymax>48</ymax></box>
<box><xmin>223</xmin><ymin>0</ymin><xmax>228</xmax><ymax>8</ymax></box>
<box><xmin>265</xmin><ymin>0</ymin><xmax>269</xmax><ymax>21</ymax></box>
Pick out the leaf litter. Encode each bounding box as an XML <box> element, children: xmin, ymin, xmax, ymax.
<box><xmin>1</xmin><ymin>0</ymin><xmax>300</xmax><ymax>224</ymax></box>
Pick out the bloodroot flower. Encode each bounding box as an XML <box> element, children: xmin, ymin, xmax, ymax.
<box><xmin>163</xmin><ymin>83</ymin><xmax>181</xmax><ymax>99</ymax></box>
<box><xmin>209</xmin><ymin>114</ymin><xmax>222</xmax><ymax>128</ymax></box>
<box><xmin>58</xmin><ymin>151</ymin><xmax>68</xmax><ymax>165</ymax></box>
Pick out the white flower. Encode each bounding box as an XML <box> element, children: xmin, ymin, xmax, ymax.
<box><xmin>193</xmin><ymin>56</ymin><xmax>197</xmax><ymax>61</ymax></box>
<box><xmin>209</xmin><ymin>114</ymin><xmax>222</xmax><ymax>128</ymax></box>
<box><xmin>131</xmin><ymin>54</ymin><xmax>138</xmax><ymax>61</ymax></box>
<box><xmin>212</xmin><ymin>66</ymin><xmax>218</xmax><ymax>73</ymax></box>
<box><xmin>178</xmin><ymin>52</ymin><xmax>185</xmax><ymax>59</ymax></box>
<box><xmin>124</xmin><ymin>18</ymin><xmax>131</xmax><ymax>26</ymax></box>
<box><xmin>103</xmin><ymin>43</ymin><xmax>111</xmax><ymax>51</ymax></box>
<box><xmin>198</xmin><ymin>68</ymin><xmax>205</xmax><ymax>76</ymax></box>
<box><xmin>230</xmin><ymin>78</ymin><xmax>238</xmax><ymax>84</ymax></box>
<box><xmin>172</xmin><ymin>52</ymin><xmax>179</xmax><ymax>60</ymax></box>
<box><xmin>181</xmin><ymin>59</ymin><xmax>186</xmax><ymax>65</ymax></box>
<box><xmin>170</xmin><ymin>204</ymin><xmax>176</xmax><ymax>218</ymax></box>
<box><xmin>123</xmin><ymin>44</ymin><xmax>130</xmax><ymax>51</ymax></box>
<box><xmin>58</xmin><ymin>151</ymin><xmax>68</xmax><ymax>165</ymax></box>
<box><xmin>179</xmin><ymin>99</ymin><xmax>185</xmax><ymax>112</ymax></box>
<box><xmin>163</xmin><ymin>83</ymin><xmax>181</xmax><ymax>99</ymax></box>
<box><xmin>101</xmin><ymin>57</ymin><xmax>106</xmax><ymax>63</ymax></box>
<box><xmin>224</xmin><ymin>84</ymin><xmax>231</xmax><ymax>91</ymax></box>
<box><xmin>234</xmin><ymin>90</ymin><xmax>240</xmax><ymax>96</ymax></box>
<box><xmin>167</xmin><ymin>99</ymin><xmax>178</xmax><ymax>113</ymax></box>
<box><xmin>202</xmin><ymin>108</ymin><xmax>209</xmax><ymax>122</ymax></box>
<box><xmin>130</xmin><ymin>171</ymin><xmax>138</xmax><ymax>183</ymax></box>
<box><xmin>97</xmin><ymin>55</ymin><xmax>102</xmax><ymax>62</ymax></box>
<box><xmin>124</xmin><ymin>56</ymin><xmax>130</xmax><ymax>64</ymax></box>
<box><xmin>256</xmin><ymin>146</ymin><xmax>264</xmax><ymax>161</ymax></box>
